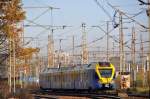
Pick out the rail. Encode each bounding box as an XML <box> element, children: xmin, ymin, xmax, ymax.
<box><xmin>30</xmin><ymin>89</ymin><xmax>149</xmax><ymax>99</ymax></box>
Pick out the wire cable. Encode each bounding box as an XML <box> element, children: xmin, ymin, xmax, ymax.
<box><xmin>93</xmin><ymin>0</ymin><xmax>112</xmax><ymax>20</ymax></box>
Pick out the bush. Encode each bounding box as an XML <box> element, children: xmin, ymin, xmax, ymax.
<box><xmin>0</xmin><ymin>92</ymin><xmax>4</xmax><ymax>99</ymax></box>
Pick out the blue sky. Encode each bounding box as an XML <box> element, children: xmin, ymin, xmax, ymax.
<box><xmin>22</xmin><ymin>0</ymin><xmax>148</xmax><ymax>55</ymax></box>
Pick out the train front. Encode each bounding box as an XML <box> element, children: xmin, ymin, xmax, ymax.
<box><xmin>96</xmin><ymin>62</ymin><xmax>115</xmax><ymax>89</ymax></box>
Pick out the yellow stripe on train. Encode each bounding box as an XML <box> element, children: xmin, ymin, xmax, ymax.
<box><xmin>96</xmin><ymin>62</ymin><xmax>115</xmax><ymax>84</ymax></box>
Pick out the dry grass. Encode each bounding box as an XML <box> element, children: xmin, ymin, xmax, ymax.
<box><xmin>0</xmin><ymin>80</ymin><xmax>10</xmax><ymax>99</ymax></box>
<box><xmin>115</xmin><ymin>71</ymin><xmax>150</xmax><ymax>88</ymax></box>
<box><xmin>0</xmin><ymin>80</ymin><xmax>38</xmax><ymax>99</ymax></box>
<box><xmin>24</xmin><ymin>82</ymin><xmax>39</xmax><ymax>90</ymax></box>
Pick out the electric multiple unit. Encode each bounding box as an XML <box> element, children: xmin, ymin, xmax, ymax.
<box><xmin>39</xmin><ymin>62</ymin><xmax>116</xmax><ymax>90</ymax></box>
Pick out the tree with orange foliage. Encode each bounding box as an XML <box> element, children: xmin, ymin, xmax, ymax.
<box><xmin>0</xmin><ymin>0</ymin><xmax>25</xmax><ymax>61</ymax></box>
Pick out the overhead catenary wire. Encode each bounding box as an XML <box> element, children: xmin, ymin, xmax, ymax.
<box><xmin>138</xmin><ymin>0</ymin><xmax>150</xmax><ymax>5</ymax></box>
<box><xmin>36</xmin><ymin>27</ymin><xmax>91</xmax><ymax>51</ymax></box>
<box><xmin>93</xmin><ymin>0</ymin><xmax>112</xmax><ymax>21</ymax></box>
<box><xmin>23</xmin><ymin>1</ymin><xmax>60</xmax><ymax>47</ymax></box>
<box><xmin>64</xmin><ymin>26</ymin><xmax>116</xmax><ymax>51</ymax></box>
<box><xmin>23</xmin><ymin>29</ymin><xmax>49</xmax><ymax>46</ymax></box>
<box><xmin>135</xmin><ymin>40</ymin><xmax>150</xmax><ymax>44</ymax></box>
<box><xmin>111</xmin><ymin>2</ymin><xmax>145</xmax><ymax>28</ymax></box>
<box><xmin>93</xmin><ymin>26</ymin><xmax>132</xmax><ymax>49</ymax></box>
<box><xmin>25</xmin><ymin>19</ymin><xmax>51</xmax><ymax>30</ymax></box>
<box><xmin>113</xmin><ymin>9</ymin><xmax>145</xmax><ymax>20</ymax></box>
<box><xmin>64</xmin><ymin>23</ymin><xmax>135</xmax><ymax>52</ymax></box>
<box><xmin>107</xmin><ymin>2</ymin><xmax>148</xmax><ymax>29</ymax></box>
<box><xmin>56</xmin><ymin>26</ymin><xmax>79</xmax><ymax>37</ymax></box>
<box><xmin>24</xmin><ymin>19</ymin><xmax>72</xmax><ymax>45</ymax></box>
<box><xmin>28</xmin><ymin>8</ymin><xmax>50</xmax><ymax>24</ymax></box>
<box><xmin>22</xmin><ymin>1</ymin><xmax>148</xmax><ymax>55</ymax></box>
<box><xmin>33</xmin><ymin>0</ymin><xmax>59</xmax><ymax>9</ymax></box>
<box><xmin>26</xmin><ymin>24</ymin><xmax>92</xmax><ymax>51</ymax></box>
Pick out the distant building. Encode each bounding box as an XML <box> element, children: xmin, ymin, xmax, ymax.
<box><xmin>54</xmin><ymin>51</ymin><xmax>71</xmax><ymax>67</ymax></box>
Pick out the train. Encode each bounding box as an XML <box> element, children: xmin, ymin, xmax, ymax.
<box><xmin>39</xmin><ymin>62</ymin><xmax>116</xmax><ymax>90</ymax></box>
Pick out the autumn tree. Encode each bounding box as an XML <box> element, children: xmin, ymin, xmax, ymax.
<box><xmin>0</xmin><ymin>0</ymin><xmax>25</xmax><ymax>63</ymax></box>
<box><xmin>0</xmin><ymin>1</ymin><xmax>24</xmax><ymax>81</ymax></box>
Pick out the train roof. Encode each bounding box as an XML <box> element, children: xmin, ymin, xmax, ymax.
<box><xmin>41</xmin><ymin>62</ymin><xmax>112</xmax><ymax>74</ymax></box>
<box><xmin>41</xmin><ymin>62</ymin><xmax>98</xmax><ymax>74</ymax></box>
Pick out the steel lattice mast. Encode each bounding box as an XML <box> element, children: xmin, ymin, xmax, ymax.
<box><xmin>81</xmin><ymin>23</ymin><xmax>88</xmax><ymax>64</ymax></box>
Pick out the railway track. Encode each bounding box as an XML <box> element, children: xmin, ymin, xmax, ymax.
<box><xmin>30</xmin><ymin>89</ymin><xmax>149</xmax><ymax>99</ymax></box>
<box><xmin>33</xmin><ymin>94</ymin><xmax>120</xmax><ymax>99</ymax></box>
<box><xmin>127</xmin><ymin>93</ymin><xmax>150</xmax><ymax>99</ymax></box>
<box><xmin>30</xmin><ymin>89</ymin><xmax>120</xmax><ymax>99</ymax></box>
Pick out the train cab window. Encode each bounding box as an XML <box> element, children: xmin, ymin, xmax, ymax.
<box><xmin>99</xmin><ymin>69</ymin><xmax>112</xmax><ymax>78</ymax></box>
